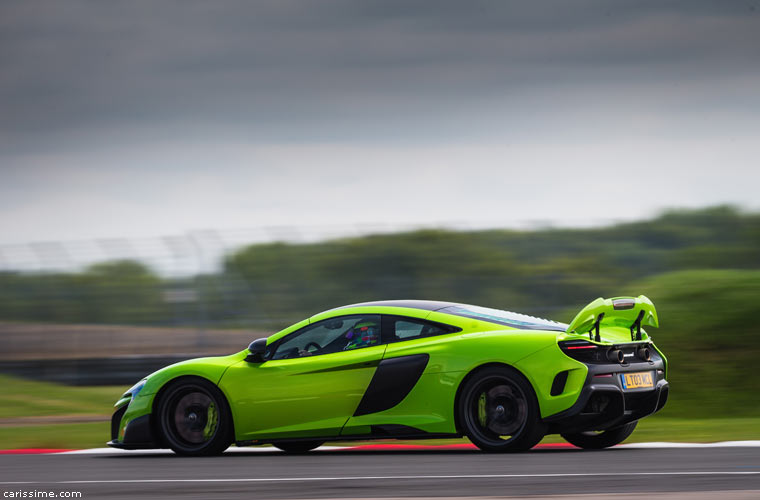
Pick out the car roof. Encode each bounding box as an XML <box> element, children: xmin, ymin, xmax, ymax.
<box><xmin>334</xmin><ymin>299</ymin><xmax>567</xmax><ymax>332</ymax></box>
<box><xmin>266</xmin><ymin>299</ymin><xmax>566</xmax><ymax>343</ymax></box>
<box><xmin>335</xmin><ymin>299</ymin><xmax>458</xmax><ymax>312</ymax></box>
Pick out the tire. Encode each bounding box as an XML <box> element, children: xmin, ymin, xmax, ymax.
<box><xmin>156</xmin><ymin>377</ymin><xmax>234</xmax><ymax>456</ymax></box>
<box><xmin>561</xmin><ymin>421</ymin><xmax>638</xmax><ymax>449</ymax></box>
<box><xmin>272</xmin><ymin>440</ymin><xmax>325</xmax><ymax>453</ymax></box>
<box><xmin>458</xmin><ymin>366</ymin><xmax>546</xmax><ymax>452</ymax></box>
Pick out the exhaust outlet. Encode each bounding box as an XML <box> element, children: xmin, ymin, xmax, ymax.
<box><xmin>607</xmin><ymin>349</ymin><xmax>624</xmax><ymax>363</ymax></box>
<box><xmin>637</xmin><ymin>347</ymin><xmax>651</xmax><ymax>361</ymax></box>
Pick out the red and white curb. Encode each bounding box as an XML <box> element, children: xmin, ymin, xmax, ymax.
<box><xmin>2</xmin><ymin>441</ymin><xmax>759</xmax><ymax>455</ymax></box>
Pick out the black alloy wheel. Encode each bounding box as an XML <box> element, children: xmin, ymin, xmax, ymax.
<box><xmin>458</xmin><ymin>366</ymin><xmax>546</xmax><ymax>452</ymax></box>
<box><xmin>157</xmin><ymin>377</ymin><xmax>233</xmax><ymax>456</ymax></box>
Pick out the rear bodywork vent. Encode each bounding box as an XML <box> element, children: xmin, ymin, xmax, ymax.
<box><xmin>550</xmin><ymin>371</ymin><xmax>569</xmax><ymax>396</ymax></box>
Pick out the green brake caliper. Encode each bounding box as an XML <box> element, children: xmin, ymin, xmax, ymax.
<box><xmin>203</xmin><ymin>402</ymin><xmax>218</xmax><ymax>440</ymax></box>
<box><xmin>478</xmin><ymin>392</ymin><xmax>487</xmax><ymax>427</ymax></box>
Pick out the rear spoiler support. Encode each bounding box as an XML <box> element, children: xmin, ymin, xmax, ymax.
<box><xmin>630</xmin><ymin>309</ymin><xmax>645</xmax><ymax>341</ymax></box>
<box><xmin>589</xmin><ymin>313</ymin><xmax>604</xmax><ymax>342</ymax></box>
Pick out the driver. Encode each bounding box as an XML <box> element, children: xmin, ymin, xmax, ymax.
<box><xmin>343</xmin><ymin>320</ymin><xmax>380</xmax><ymax>350</ymax></box>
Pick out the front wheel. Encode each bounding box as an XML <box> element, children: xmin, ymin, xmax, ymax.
<box><xmin>561</xmin><ymin>421</ymin><xmax>637</xmax><ymax>449</ymax></box>
<box><xmin>156</xmin><ymin>377</ymin><xmax>233</xmax><ymax>456</ymax></box>
<box><xmin>272</xmin><ymin>440</ymin><xmax>325</xmax><ymax>453</ymax></box>
<box><xmin>458</xmin><ymin>366</ymin><xmax>546</xmax><ymax>452</ymax></box>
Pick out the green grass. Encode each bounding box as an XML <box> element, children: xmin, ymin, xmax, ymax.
<box><xmin>628</xmin><ymin>415</ymin><xmax>760</xmax><ymax>443</ymax></box>
<box><xmin>0</xmin><ymin>375</ymin><xmax>126</xmax><ymax>418</ymax></box>
<box><xmin>0</xmin><ymin>422</ymin><xmax>109</xmax><ymax>450</ymax></box>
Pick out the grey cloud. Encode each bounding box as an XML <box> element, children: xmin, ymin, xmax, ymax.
<box><xmin>1</xmin><ymin>0</ymin><xmax>759</xmax><ymax>154</ymax></box>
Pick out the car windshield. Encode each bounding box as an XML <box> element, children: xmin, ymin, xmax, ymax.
<box><xmin>439</xmin><ymin>304</ymin><xmax>567</xmax><ymax>331</ymax></box>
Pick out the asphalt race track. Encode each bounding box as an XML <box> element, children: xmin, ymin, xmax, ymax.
<box><xmin>1</xmin><ymin>444</ymin><xmax>759</xmax><ymax>499</ymax></box>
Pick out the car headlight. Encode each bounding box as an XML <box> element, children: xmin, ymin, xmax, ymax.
<box><xmin>124</xmin><ymin>379</ymin><xmax>147</xmax><ymax>399</ymax></box>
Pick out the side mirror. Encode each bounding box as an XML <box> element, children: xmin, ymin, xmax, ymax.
<box><xmin>246</xmin><ymin>337</ymin><xmax>268</xmax><ymax>363</ymax></box>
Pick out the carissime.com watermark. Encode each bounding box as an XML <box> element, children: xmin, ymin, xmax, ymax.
<box><xmin>3</xmin><ymin>491</ymin><xmax>82</xmax><ymax>498</ymax></box>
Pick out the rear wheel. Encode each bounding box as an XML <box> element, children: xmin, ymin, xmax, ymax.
<box><xmin>561</xmin><ymin>421</ymin><xmax>637</xmax><ymax>449</ymax></box>
<box><xmin>157</xmin><ymin>377</ymin><xmax>233</xmax><ymax>456</ymax></box>
<box><xmin>458</xmin><ymin>366</ymin><xmax>546</xmax><ymax>452</ymax></box>
<box><xmin>272</xmin><ymin>440</ymin><xmax>325</xmax><ymax>453</ymax></box>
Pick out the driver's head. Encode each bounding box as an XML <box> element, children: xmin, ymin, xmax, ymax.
<box><xmin>344</xmin><ymin>320</ymin><xmax>379</xmax><ymax>349</ymax></box>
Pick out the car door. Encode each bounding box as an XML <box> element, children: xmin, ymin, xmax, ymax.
<box><xmin>220</xmin><ymin>314</ymin><xmax>386</xmax><ymax>440</ymax></box>
<box><xmin>340</xmin><ymin>315</ymin><xmax>462</xmax><ymax>435</ymax></box>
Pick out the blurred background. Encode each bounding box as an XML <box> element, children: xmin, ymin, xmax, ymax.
<box><xmin>1</xmin><ymin>1</ymin><xmax>759</xmax><ymax>449</ymax></box>
<box><xmin>1</xmin><ymin>208</ymin><xmax>759</xmax><ymax>448</ymax></box>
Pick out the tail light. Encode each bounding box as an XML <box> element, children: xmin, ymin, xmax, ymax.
<box><xmin>559</xmin><ymin>340</ymin><xmax>654</xmax><ymax>364</ymax></box>
<box><xmin>559</xmin><ymin>340</ymin><xmax>610</xmax><ymax>363</ymax></box>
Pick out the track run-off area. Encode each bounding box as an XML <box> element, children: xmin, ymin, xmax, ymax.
<box><xmin>1</xmin><ymin>442</ymin><xmax>759</xmax><ymax>499</ymax></box>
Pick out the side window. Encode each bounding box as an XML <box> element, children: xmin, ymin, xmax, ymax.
<box><xmin>270</xmin><ymin>315</ymin><xmax>381</xmax><ymax>360</ymax></box>
<box><xmin>386</xmin><ymin>316</ymin><xmax>460</xmax><ymax>343</ymax></box>
<box><xmin>395</xmin><ymin>320</ymin><xmax>428</xmax><ymax>339</ymax></box>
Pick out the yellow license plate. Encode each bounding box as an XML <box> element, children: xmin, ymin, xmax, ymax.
<box><xmin>621</xmin><ymin>371</ymin><xmax>654</xmax><ymax>389</ymax></box>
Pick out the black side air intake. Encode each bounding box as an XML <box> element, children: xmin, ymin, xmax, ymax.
<box><xmin>111</xmin><ymin>405</ymin><xmax>128</xmax><ymax>441</ymax></box>
<box><xmin>354</xmin><ymin>354</ymin><xmax>429</xmax><ymax>416</ymax></box>
<box><xmin>550</xmin><ymin>370</ymin><xmax>570</xmax><ymax>396</ymax></box>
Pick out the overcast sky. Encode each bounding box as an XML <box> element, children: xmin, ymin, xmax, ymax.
<box><xmin>1</xmin><ymin>0</ymin><xmax>759</xmax><ymax>247</ymax></box>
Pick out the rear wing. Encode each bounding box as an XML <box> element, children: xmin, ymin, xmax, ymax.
<box><xmin>566</xmin><ymin>295</ymin><xmax>659</xmax><ymax>342</ymax></box>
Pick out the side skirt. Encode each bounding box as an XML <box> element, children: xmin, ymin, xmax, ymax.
<box><xmin>235</xmin><ymin>425</ymin><xmax>461</xmax><ymax>447</ymax></box>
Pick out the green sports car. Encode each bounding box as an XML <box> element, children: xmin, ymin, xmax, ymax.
<box><xmin>108</xmin><ymin>296</ymin><xmax>668</xmax><ymax>455</ymax></box>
